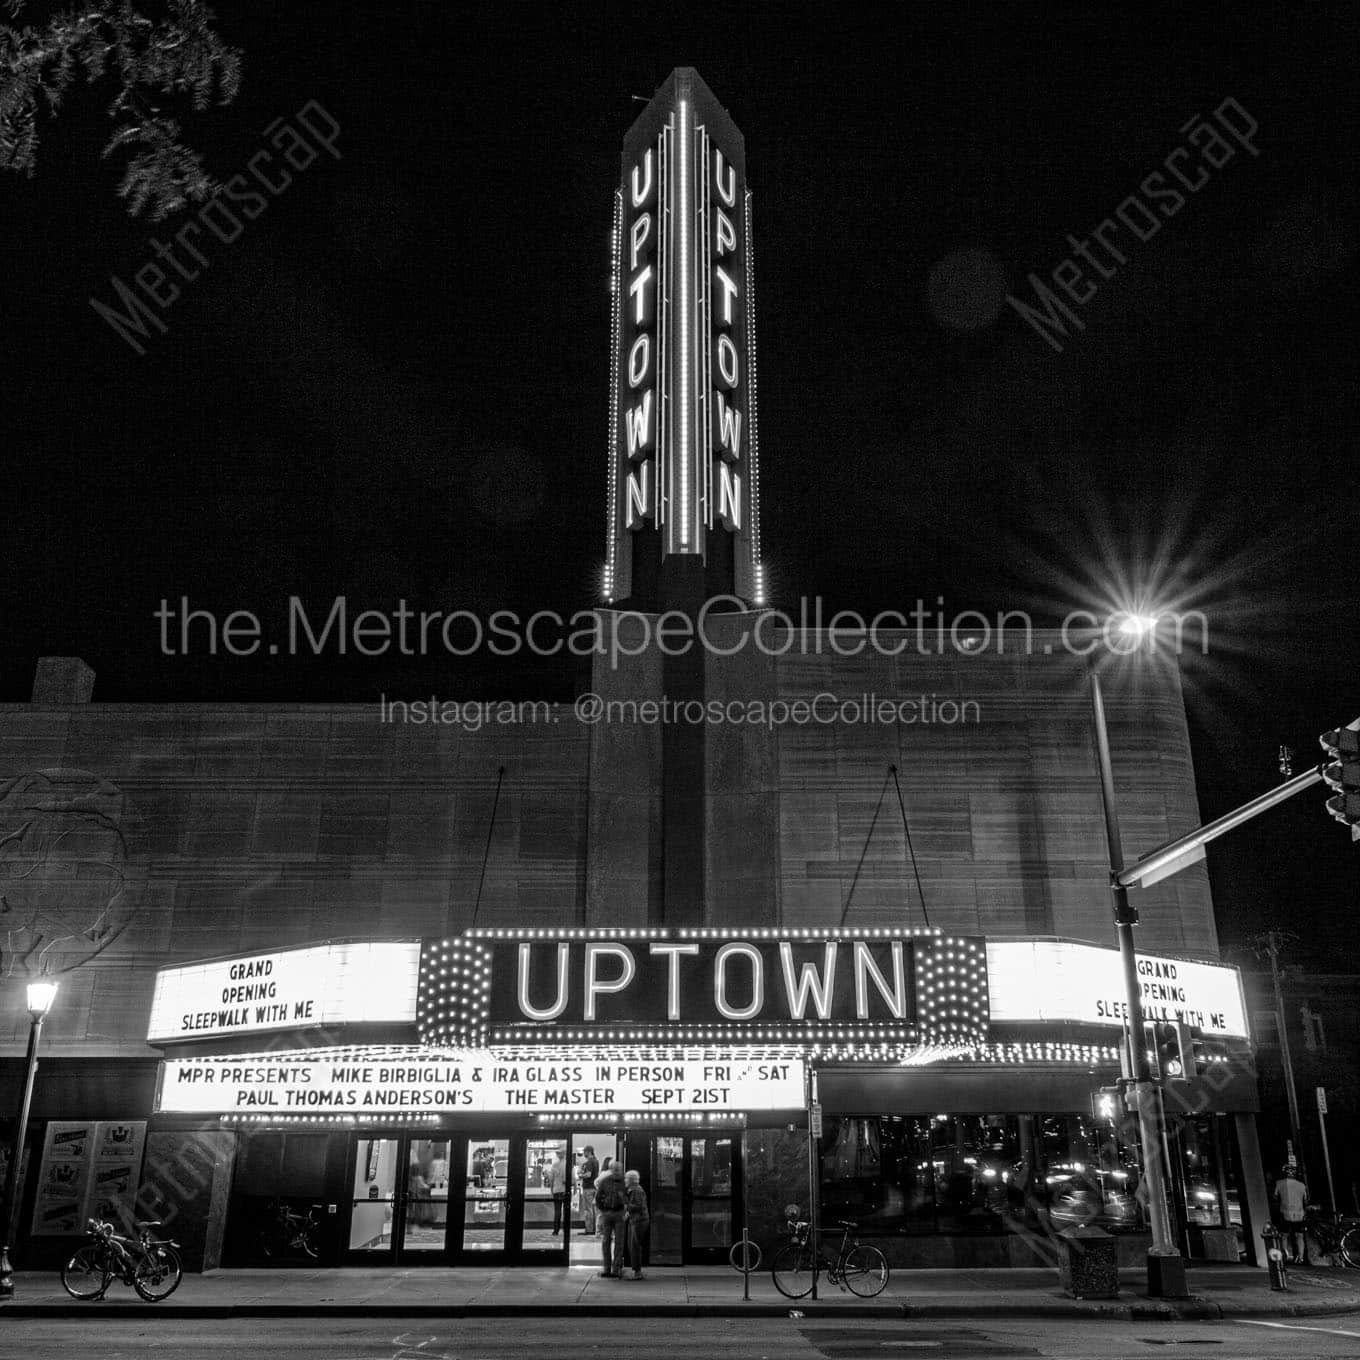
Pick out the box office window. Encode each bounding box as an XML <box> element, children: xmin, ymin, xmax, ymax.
<box><xmin>236</xmin><ymin>1132</ymin><xmax>330</xmax><ymax>1197</ymax></box>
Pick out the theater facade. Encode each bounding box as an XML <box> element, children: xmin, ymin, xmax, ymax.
<box><xmin>111</xmin><ymin>923</ymin><xmax>1251</xmax><ymax>1270</ymax></box>
<box><xmin>1</xmin><ymin>67</ymin><xmax>1269</xmax><ymax>1273</ymax></box>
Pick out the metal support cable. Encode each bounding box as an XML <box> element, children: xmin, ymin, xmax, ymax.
<box><xmin>889</xmin><ymin>764</ymin><xmax>931</xmax><ymax>929</ymax></box>
<box><xmin>469</xmin><ymin>765</ymin><xmax>506</xmax><ymax>929</ymax></box>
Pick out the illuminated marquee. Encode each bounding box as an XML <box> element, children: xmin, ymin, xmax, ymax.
<box><xmin>156</xmin><ymin>1046</ymin><xmax>806</xmax><ymax>1116</ymax></box>
<box><xmin>146</xmin><ymin>941</ymin><xmax>422</xmax><ymax>1043</ymax></box>
<box><xmin>985</xmin><ymin>940</ymin><xmax>1249</xmax><ymax>1038</ymax></box>
<box><xmin>604</xmin><ymin>67</ymin><xmax>764</xmax><ymax>605</ymax></box>
<box><xmin>417</xmin><ymin>928</ymin><xmax>989</xmax><ymax>1050</ymax></box>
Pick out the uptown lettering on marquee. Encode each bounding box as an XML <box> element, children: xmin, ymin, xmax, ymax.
<box><xmin>417</xmin><ymin>929</ymin><xmax>991</xmax><ymax>1048</ymax></box>
<box><xmin>513</xmin><ymin>938</ymin><xmax>908</xmax><ymax>1023</ymax></box>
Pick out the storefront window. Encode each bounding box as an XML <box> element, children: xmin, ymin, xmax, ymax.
<box><xmin>1040</xmin><ymin>1113</ymin><xmax>1142</xmax><ymax>1234</ymax></box>
<box><xmin>819</xmin><ymin>1113</ymin><xmax>1151</xmax><ymax>1237</ymax></box>
<box><xmin>819</xmin><ymin>1115</ymin><xmax>1020</xmax><ymax>1235</ymax></box>
<box><xmin>1181</xmin><ymin>1116</ymin><xmax>1232</xmax><ymax>1228</ymax></box>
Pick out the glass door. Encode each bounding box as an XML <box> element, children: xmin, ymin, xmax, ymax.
<box><xmin>345</xmin><ymin>1134</ymin><xmax>454</xmax><ymax>1261</ymax></box>
<box><xmin>649</xmin><ymin>1136</ymin><xmax>685</xmax><ymax>1265</ymax></box>
<box><xmin>521</xmin><ymin>1134</ymin><xmax>570</xmax><ymax>1256</ymax></box>
<box><xmin>462</xmin><ymin>1137</ymin><xmax>511</xmax><ymax>1255</ymax></box>
<box><xmin>687</xmin><ymin>1134</ymin><xmax>735</xmax><ymax>1262</ymax></box>
<box><xmin>568</xmin><ymin>1129</ymin><xmax>620</xmax><ymax>1267</ymax></box>
<box><xmin>403</xmin><ymin>1137</ymin><xmax>452</xmax><ymax>1255</ymax></box>
<box><xmin>348</xmin><ymin>1137</ymin><xmax>401</xmax><ymax>1255</ymax></box>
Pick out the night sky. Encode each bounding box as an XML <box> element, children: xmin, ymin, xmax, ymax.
<box><xmin>5</xmin><ymin>3</ymin><xmax>1358</xmax><ymax>962</ymax></box>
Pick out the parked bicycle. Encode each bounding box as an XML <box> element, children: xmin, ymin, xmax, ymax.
<box><xmin>771</xmin><ymin>1204</ymin><xmax>889</xmax><ymax>1298</ymax></box>
<box><xmin>257</xmin><ymin>1200</ymin><xmax>322</xmax><ymax>1259</ymax></box>
<box><xmin>61</xmin><ymin>1217</ymin><xmax>183</xmax><ymax>1302</ymax></box>
<box><xmin>1305</xmin><ymin>1205</ymin><xmax>1360</xmax><ymax>1267</ymax></box>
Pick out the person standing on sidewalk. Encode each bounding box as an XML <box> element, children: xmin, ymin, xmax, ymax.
<box><xmin>579</xmin><ymin>1146</ymin><xmax>600</xmax><ymax>1236</ymax></box>
<box><xmin>1275</xmin><ymin>1164</ymin><xmax>1310</xmax><ymax>1264</ymax></box>
<box><xmin>550</xmin><ymin>1151</ymin><xmax>571</xmax><ymax>1235</ymax></box>
<box><xmin>594</xmin><ymin>1164</ymin><xmax>626</xmax><ymax>1277</ymax></box>
<box><xmin>622</xmin><ymin>1168</ymin><xmax>650</xmax><ymax>1279</ymax></box>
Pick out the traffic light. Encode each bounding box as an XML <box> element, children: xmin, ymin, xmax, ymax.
<box><xmin>1091</xmin><ymin>1085</ymin><xmax>1124</xmax><ymax>1122</ymax></box>
<box><xmin>1150</xmin><ymin>1021</ymin><xmax>1193</xmax><ymax>1083</ymax></box>
<box><xmin>1320</xmin><ymin>721</ymin><xmax>1360</xmax><ymax>840</ymax></box>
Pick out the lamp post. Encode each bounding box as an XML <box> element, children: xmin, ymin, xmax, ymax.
<box><xmin>0</xmin><ymin>978</ymin><xmax>59</xmax><ymax>1300</ymax></box>
<box><xmin>1087</xmin><ymin>661</ymin><xmax>1188</xmax><ymax>1298</ymax></box>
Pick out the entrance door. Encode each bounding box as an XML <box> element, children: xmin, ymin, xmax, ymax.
<box><xmin>455</xmin><ymin>1132</ymin><xmax>572</xmax><ymax>1263</ymax></box>
<box><xmin>631</xmin><ymin>1131</ymin><xmax>741</xmax><ymax>1265</ymax></box>
<box><xmin>687</xmin><ymin>1134</ymin><xmax>736</xmax><ymax>1262</ymax></box>
<box><xmin>345</xmin><ymin>1135</ymin><xmax>453</xmax><ymax>1261</ymax></box>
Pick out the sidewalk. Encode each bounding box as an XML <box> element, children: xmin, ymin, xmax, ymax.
<box><xmin>6</xmin><ymin>1262</ymin><xmax>1360</xmax><ymax>1321</ymax></box>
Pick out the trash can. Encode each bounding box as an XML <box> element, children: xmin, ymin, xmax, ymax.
<box><xmin>1057</xmin><ymin>1224</ymin><xmax>1119</xmax><ymax>1300</ymax></box>
<box><xmin>1261</xmin><ymin>1225</ymin><xmax>1289</xmax><ymax>1291</ymax></box>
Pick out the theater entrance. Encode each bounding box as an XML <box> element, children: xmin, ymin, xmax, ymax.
<box><xmin>623</xmin><ymin>1130</ymin><xmax>741</xmax><ymax>1266</ymax></box>
<box><xmin>338</xmin><ymin>1127</ymin><xmax>740</xmax><ymax>1265</ymax></box>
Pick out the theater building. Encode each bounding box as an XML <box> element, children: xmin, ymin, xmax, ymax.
<box><xmin>1</xmin><ymin>68</ymin><xmax>1267</xmax><ymax>1273</ymax></box>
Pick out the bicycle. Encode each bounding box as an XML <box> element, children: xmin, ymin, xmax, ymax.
<box><xmin>61</xmin><ymin>1218</ymin><xmax>183</xmax><ymax>1302</ymax></box>
<box><xmin>257</xmin><ymin>1201</ymin><xmax>322</xmax><ymax>1259</ymax></box>
<box><xmin>770</xmin><ymin>1205</ymin><xmax>889</xmax><ymax>1298</ymax></box>
<box><xmin>1305</xmin><ymin>1206</ymin><xmax>1360</xmax><ymax>1267</ymax></box>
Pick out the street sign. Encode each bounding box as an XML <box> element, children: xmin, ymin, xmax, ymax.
<box><xmin>1317</xmin><ymin>1086</ymin><xmax>1328</xmax><ymax>1115</ymax></box>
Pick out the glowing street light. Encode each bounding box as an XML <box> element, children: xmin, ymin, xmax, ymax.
<box><xmin>0</xmin><ymin>978</ymin><xmax>59</xmax><ymax>1299</ymax></box>
<box><xmin>1115</xmin><ymin>613</ymin><xmax>1160</xmax><ymax>638</ymax></box>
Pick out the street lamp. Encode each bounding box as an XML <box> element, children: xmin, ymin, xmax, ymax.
<box><xmin>1087</xmin><ymin>661</ymin><xmax>1189</xmax><ymax>1299</ymax></box>
<box><xmin>0</xmin><ymin>978</ymin><xmax>59</xmax><ymax>1300</ymax></box>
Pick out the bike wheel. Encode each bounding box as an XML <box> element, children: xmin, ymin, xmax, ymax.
<box><xmin>771</xmin><ymin>1241</ymin><xmax>818</xmax><ymax>1298</ymax></box>
<box><xmin>134</xmin><ymin>1244</ymin><xmax>183</xmax><ymax>1302</ymax></box>
<box><xmin>61</xmin><ymin>1244</ymin><xmax>111</xmax><ymax>1300</ymax></box>
<box><xmin>729</xmin><ymin>1238</ymin><xmax>761</xmax><ymax>1272</ymax></box>
<box><xmin>299</xmin><ymin>1227</ymin><xmax>319</xmax><ymax>1259</ymax></box>
<box><xmin>841</xmin><ymin>1243</ymin><xmax>889</xmax><ymax>1297</ymax></box>
<box><xmin>1340</xmin><ymin>1226</ymin><xmax>1360</xmax><ymax>1269</ymax></box>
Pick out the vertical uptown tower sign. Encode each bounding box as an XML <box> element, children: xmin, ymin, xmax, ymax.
<box><xmin>603</xmin><ymin>69</ymin><xmax>765</xmax><ymax>609</ymax></box>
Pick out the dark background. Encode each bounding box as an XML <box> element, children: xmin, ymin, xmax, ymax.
<box><xmin>5</xmin><ymin>2</ymin><xmax>1357</xmax><ymax>962</ymax></box>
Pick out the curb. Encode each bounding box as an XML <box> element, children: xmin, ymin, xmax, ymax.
<box><xmin>6</xmin><ymin>1287</ymin><xmax>1360</xmax><ymax>1323</ymax></box>
<box><xmin>0</xmin><ymin>1302</ymin><xmax>905</xmax><ymax>1320</ymax></box>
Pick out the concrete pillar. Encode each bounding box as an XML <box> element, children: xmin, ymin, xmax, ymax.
<box><xmin>1234</xmin><ymin>1112</ymin><xmax>1271</xmax><ymax>1268</ymax></box>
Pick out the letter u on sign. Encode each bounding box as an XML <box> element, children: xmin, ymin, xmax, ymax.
<box><xmin>584</xmin><ymin>943</ymin><xmax>636</xmax><ymax>1020</ymax></box>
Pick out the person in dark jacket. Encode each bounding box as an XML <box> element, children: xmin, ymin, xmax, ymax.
<box><xmin>622</xmin><ymin>1169</ymin><xmax>650</xmax><ymax>1279</ymax></box>
<box><xmin>594</xmin><ymin>1165</ymin><xmax>627</xmax><ymax>1276</ymax></box>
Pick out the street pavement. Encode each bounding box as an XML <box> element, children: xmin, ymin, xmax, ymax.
<box><xmin>5</xmin><ymin>1261</ymin><xmax>1360</xmax><ymax>1321</ymax></box>
<box><xmin>5</xmin><ymin>1312</ymin><xmax>1360</xmax><ymax>1360</ymax></box>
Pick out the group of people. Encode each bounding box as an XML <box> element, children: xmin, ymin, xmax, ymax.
<box><xmin>591</xmin><ymin>1159</ymin><xmax>650</xmax><ymax>1279</ymax></box>
<box><xmin>544</xmin><ymin>1146</ymin><xmax>649</xmax><ymax>1277</ymax></box>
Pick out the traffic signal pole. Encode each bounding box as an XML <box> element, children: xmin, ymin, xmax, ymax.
<box><xmin>1089</xmin><ymin>666</ymin><xmax>1186</xmax><ymax>1298</ymax></box>
<box><xmin>1115</xmin><ymin>765</ymin><xmax>1326</xmax><ymax>890</ymax></box>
